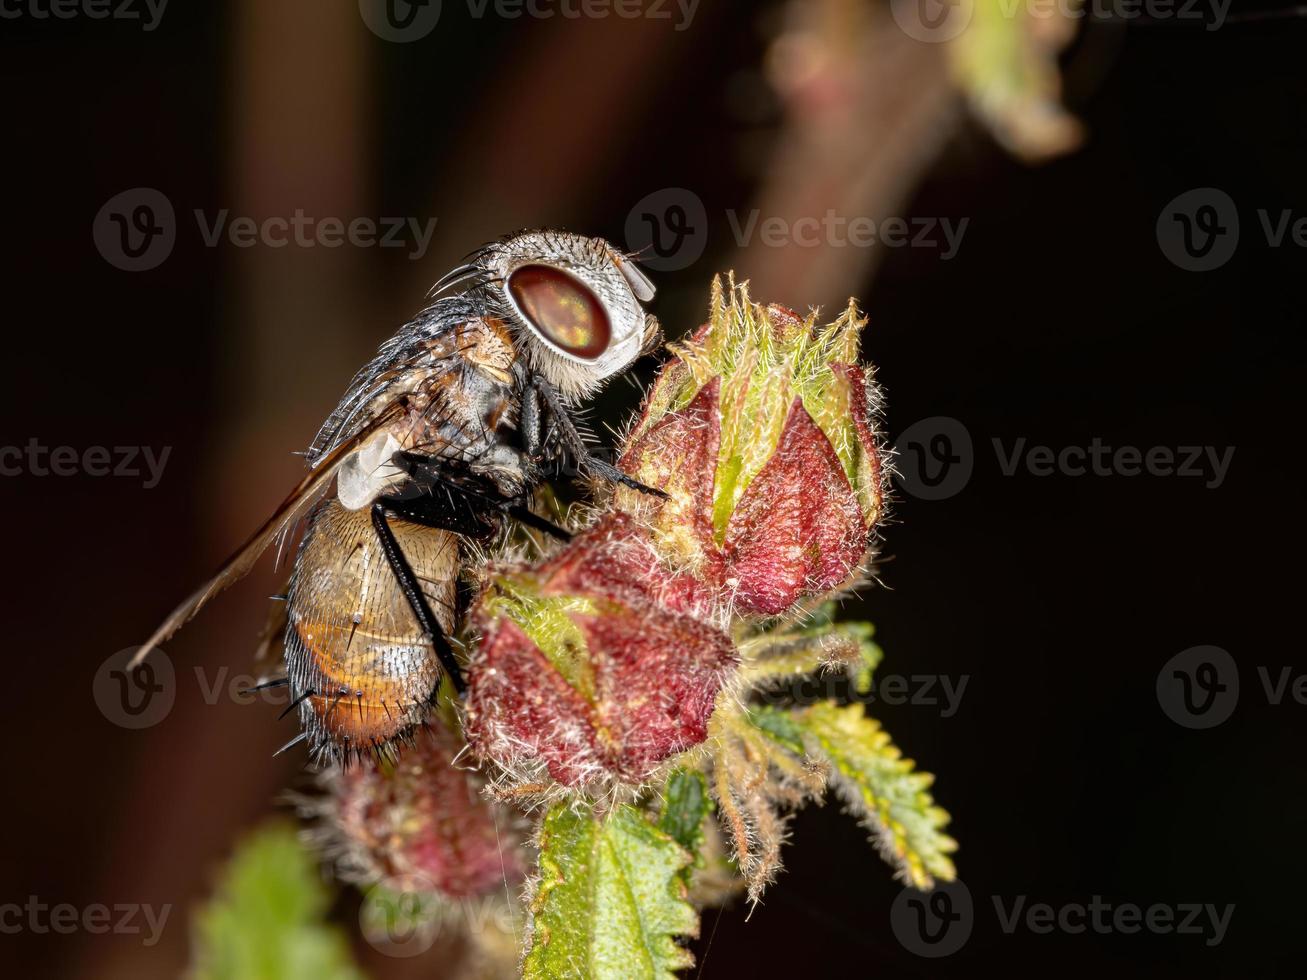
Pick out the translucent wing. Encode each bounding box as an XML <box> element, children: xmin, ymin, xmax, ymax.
<box><xmin>129</xmin><ymin>401</ymin><xmax>407</xmax><ymax>669</ymax></box>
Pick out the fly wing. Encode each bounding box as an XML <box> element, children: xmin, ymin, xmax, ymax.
<box><xmin>129</xmin><ymin>401</ymin><xmax>408</xmax><ymax>669</ymax></box>
<box><xmin>307</xmin><ymin>294</ymin><xmax>490</xmax><ymax>466</ymax></box>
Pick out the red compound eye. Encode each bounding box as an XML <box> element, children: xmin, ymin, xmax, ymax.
<box><xmin>507</xmin><ymin>264</ymin><xmax>611</xmax><ymax>359</ymax></box>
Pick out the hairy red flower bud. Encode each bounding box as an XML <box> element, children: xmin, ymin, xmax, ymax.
<box><xmin>319</xmin><ymin>727</ymin><xmax>521</xmax><ymax>898</ymax></box>
<box><xmin>464</xmin><ymin>516</ymin><xmax>738</xmax><ymax>789</ymax></box>
<box><xmin>616</xmin><ymin>277</ymin><xmax>887</xmax><ymax>617</ymax></box>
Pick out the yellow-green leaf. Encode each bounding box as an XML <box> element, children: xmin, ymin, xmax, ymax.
<box><xmin>796</xmin><ymin>701</ymin><xmax>957</xmax><ymax>889</ymax></box>
<box><xmin>190</xmin><ymin>822</ymin><xmax>365</xmax><ymax>980</ymax></box>
<box><xmin>526</xmin><ymin>803</ymin><xmax>698</xmax><ymax>980</ymax></box>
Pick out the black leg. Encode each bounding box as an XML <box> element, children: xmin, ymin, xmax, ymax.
<box><xmin>503</xmin><ymin>501</ymin><xmax>573</xmax><ymax>542</ymax></box>
<box><xmin>390</xmin><ymin>458</ymin><xmax>497</xmax><ymax>536</ymax></box>
<box><xmin>370</xmin><ymin>503</ymin><xmax>467</xmax><ymax>695</ymax></box>
<box><xmin>390</xmin><ymin>457</ymin><xmax>573</xmax><ymax>542</ymax></box>
<box><xmin>530</xmin><ymin>374</ymin><xmax>669</xmax><ymax>499</ymax></box>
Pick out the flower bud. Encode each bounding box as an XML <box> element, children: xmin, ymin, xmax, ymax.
<box><xmin>616</xmin><ymin>277</ymin><xmax>887</xmax><ymax>617</ymax></box>
<box><xmin>317</xmin><ymin>727</ymin><xmax>521</xmax><ymax>898</ymax></box>
<box><xmin>464</xmin><ymin>515</ymin><xmax>738</xmax><ymax>790</ymax></box>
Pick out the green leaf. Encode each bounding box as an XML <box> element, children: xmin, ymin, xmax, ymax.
<box><xmin>526</xmin><ymin>802</ymin><xmax>698</xmax><ymax>980</ymax></box>
<box><xmin>794</xmin><ymin>701</ymin><xmax>957</xmax><ymax>889</ymax></box>
<box><xmin>190</xmin><ymin>822</ymin><xmax>365</xmax><ymax>980</ymax></box>
<box><xmin>948</xmin><ymin>0</ymin><xmax>1083</xmax><ymax>160</ymax></box>
<box><xmin>744</xmin><ymin>704</ymin><xmax>808</xmax><ymax>758</ymax></box>
<box><xmin>657</xmin><ymin>770</ymin><xmax>712</xmax><ymax>880</ymax></box>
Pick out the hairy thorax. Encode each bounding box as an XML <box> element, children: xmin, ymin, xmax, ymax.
<box><xmin>336</xmin><ymin>317</ymin><xmax>530</xmax><ymax>508</ymax></box>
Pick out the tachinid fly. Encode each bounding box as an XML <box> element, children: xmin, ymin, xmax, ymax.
<box><xmin>132</xmin><ymin>230</ymin><xmax>663</xmax><ymax>763</ymax></box>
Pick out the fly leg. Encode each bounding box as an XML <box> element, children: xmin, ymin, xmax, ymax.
<box><xmin>393</xmin><ymin>453</ymin><xmax>573</xmax><ymax>542</ymax></box>
<box><xmin>529</xmin><ymin>374</ymin><xmax>669</xmax><ymax>499</ymax></box>
<box><xmin>370</xmin><ymin>503</ymin><xmax>467</xmax><ymax>695</ymax></box>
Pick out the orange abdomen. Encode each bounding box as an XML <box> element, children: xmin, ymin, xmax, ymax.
<box><xmin>285</xmin><ymin>499</ymin><xmax>458</xmax><ymax>760</ymax></box>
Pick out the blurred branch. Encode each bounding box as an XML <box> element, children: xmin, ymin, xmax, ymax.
<box><xmin>727</xmin><ymin>0</ymin><xmax>1083</xmax><ymax>310</ymax></box>
<box><xmin>728</xmin><ymin>0</ymin><xmax>959</xmax><ymax>309</ymax></box>
<box><xmin>88</xmin><ymin>5</ymin><xmax>372</xmax><ymax>977</ymax></box>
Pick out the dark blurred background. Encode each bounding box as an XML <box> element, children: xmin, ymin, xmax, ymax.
<box><xmin>2</xmin><ymin>0</ymin><xmax>1304</xmax><ymax>976</ymax></box>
